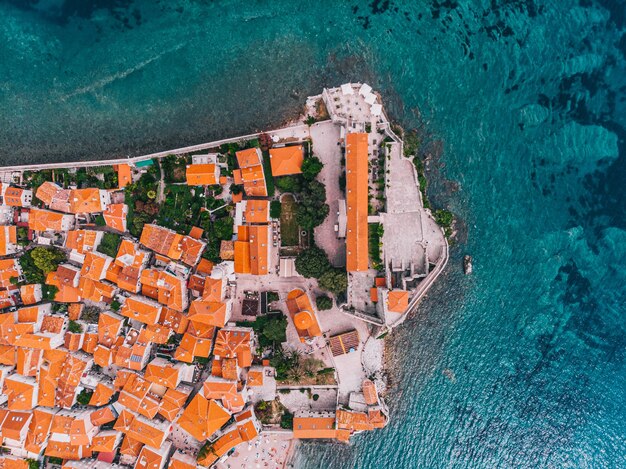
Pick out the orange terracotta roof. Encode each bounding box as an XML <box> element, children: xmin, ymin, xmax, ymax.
<box><xmin>36</xmin><ymin>181</ymin><xmax>61</xmax><ymax>205</ymax></box>
<box><xmin>116</xmin><ymin>164</ymin><xmax>132</xmax><ymax>188</ymax></box>
<box><xmin>370</xmin><ymin>287</ymin><xmax>378</xmax><ymax>303</ymax></box>
<box><xmin>233</xmin><ymin>169</ymin><xmax>243</xmax><ymax>185</ymax></box>
<box><xmin>269</xmin><ymin>145</ymin><xmax>304</xmax><ymax>176</ymax></box>
<box><xmin>158</xmin><ymin>388</ymin><xmax>188</xmax><ymax>421</ymax></box>
<box><xmin>0</xmin><ymin>259</ymin><xmax>20</xmax><ymax>290</ymax></box>
<box><xmin>173</xmin><ymin>331</ymin><xmax>213</xmax><ymax>363</ymax></box>
<box><xmin>120</xmin><ymin>435</ymin><xmax>143</xmax><ymax>457</ymax></box>
<box><xmin>235</xmin><ymin>148</ymin><xmax>267</xmax><ymax>197</ymax></box>
<box><xmin>233</xmin><ymin>240</ymin><xmax>251</xmax><ymax>274</ymax></box>
<box><xmin>67</xmin><ymin>303</ymin><xmax>84</xmax><ymax>320</ymax></box>
<box><xmin>1</xmin><ymin>410</ymin><xmax>32</xmax><ymax>441</ymax></box>
<box><xmin>16</xmin><ymin>304</ymin><xmax>43</xmax><ymax>323</ymax></box>
<box><xmin>103</xmin><ymin>203</ymin><xmax>128</xmax><ymax>232</ymax></box>
<box><xmin>232</xmin><ymin>192</ymin><xmax>243</xmax><ymax>203</ymax></box>
<box><xmin>45</xmin><ymin>265</ymin><xmax>80</xmax><ymax>302</ymax></box>
<box><xmin>213</xmin><ymin>327</ymin><xmax>252</xmax><ymax>368</ymax></box>
<box><xmin>81</xmin><ymin>251</ymin><xmax>111</xmax><ymax>281</ymax></box>
<box><xmin>293</xmin><ymin>415</ymin><xmax>337</xmax><ymax>439</ymax></box>
<box><xmin>336</xmin><ymin>408</ymin><xmax>386</xmax><ymax>432</ymax></box>
<box><xmin>138</xmin><ymin>323</ymin><xmax>172</xmax><ymax>344</ymax></box>
<box><xmin>387</xmin><ymin>290</ymin><xmax>409</xmax><ymax>313</ymax></box>
<box><xmin>3</xmin><ymin>375</ymin><xmax>37</xmax><ymax>410</ymax></box>
<box><xmin>236</xmin><ymin>147</ymin><xmax>262</xmax><ymax>167</ymax></box>
<box><xmin>90</xmin><ymin>405</ymin><xmax>116</xmax><ymax>426</ymax></box>
<box><xmin>45</xmin><ymin>438</ymin><xmax>89</xmax><ymax>461</ymax></box>
<box><xmin>177</xmin><ymin>395</ymin><xmax>231</xmax><ymax>441</ymax></box>
<box><xmin>196</xmin><ymin>258</ymin><xmax>214</xmax><ymax>275</ymax></box>
<box><xmin>81</xmin><ymin>332</ymin><xmax>98</xmax><ymax>354</ymax></box>
<box><xmin>244</xmin><ymin>200</ymin><xmax>270</xmax><ymax>224</ymax></box>
<box><xmin>65</xmin><ymin>229</ymin><xmax>100</xmax><ymax>254</ymax></box>
<box><xmin>203</xmin><ymin>427</ymin><xmax>242</xmax><ymax>464</ymax></box>
<box><xmin>40</xmin><ymin>315</ymin><xmax>65</xmax><ymax>334</ymax></box>
<box><xmin>201</xmin><ymin>277</ymin><xmax>223</xmax><ymax>302</ymax></box>
<box><xmin>136</xmin><ymin>445</ymin><xmax>167</xmax><ymax>469</ymax></box>
<box><xmin>121</xmin><ymin>296</ymin><xmax>163</xmax><ymax>326</ymax></box>
<box><xmin>189</xmin><ymin>226</ymin><xmax>203</xmax><ymax>239</ymax></box>
<box><xmin>16</xmin><ymin>347</ymin><xmax>42</xmax><ymax>376</ymax></box>
<box><xmin>24</xmin><ymin>408</ymin><xmax>55</xmax><ymax>454</ymax></box>
<box><xmin>0</xmin><ymin>345</ymin><xmax>16</xmax><ymax>365</ymax></box>
<box><xmin>0</xmin><ymin>225</ymin><xmax>17</xmax><ymax>256</ymax></box>
<box><xmin>97</xmin><ymin>312</ymin><xmax>123</xmax><ymax>347</ymax></box>
<box><xmin>3</xmin><ymin>185</ymin><xmax>29</xmax><ymax>207</ymax></box>
<box><xmin>89</xmin><ymin>383</ymin><xmax>116</xmax><ymax>407</ymax></box>
<box><xmin>362</xmin><ymin>379</ymin><xmax>379</xmax><ymax>405</ymax></box>
<box><xmin>140</xmin><ymin>269</ymin><xmax>187</xmax><ymax>312</ymax></box>
<box><xmin>159</xmin><ymin>308</ymin><xmax>188</xmax><ymax>334</ymax></box>
<box><xmin>56</xmin><ymin>354</ymin><xmax>88</xmax><ymax>408</ymax></box>
<box><xmin>28</xmin><ymin>207</ymin><xmax>72</xmax><ymax>232</ymax></box>
<box><xmin>68</xmin><ymin>188</ymin><xmax>104</xmax><ymax>213</ymax></box>
<box><xmin>144</xmin><ymin>359</ymin><xmax>181</xmax><ymax>389</ymax></box>
<box><xmin>126</xmin><ymin>415</ymin><xmax>168</xmax><ymax>449</ymax></box>
<box><xmin>345</xmin><ymin>132</ymin><xmax>369</xmax><ymax>272</ymax></box>
<box><xmin>188</xmin><ymin>300</ymin><xmax>228</xmax><ymax>328</ymax></box>
<box><xmin>203</xmin><ymin>378</ymin><xmax>245</xmax><ymax>413</ymax></box>
<box><xmin>186</xmin><ymin>164</ymin><xmax>218</xmax><ymax>186</ymax></box>
<box><xmin>168</xmin><ymin>451</ymin><xmax>197</xmax><ymax>469</ymax></box>
<box><xmin>285</xmin><ymin>289</ymin><xmax>322</xmax><ymax>342</ymax></box>
<box><xmin>20</xmin><ymin>283</ymin><xmax>42</xmax><ymax>306</ymax></box>
<box><xmin>234</xmin><ymin>224</ymin><xmax>269</xmax><ymax>275</ymax></box>
<box><xmin>91</xmin><ymin>430</ymin><xmax>122</xmax><ymax>453</ymax></box>
<box><xmin>247</xmin><ymin>369</ymin><xmax>264</xmax><ymax>387</ymax></box>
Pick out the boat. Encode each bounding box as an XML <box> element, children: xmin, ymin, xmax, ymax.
<box><xmin>464</xmin><ymin>255</ymin><xmax>473</xmax><ymax>275</ymax></box>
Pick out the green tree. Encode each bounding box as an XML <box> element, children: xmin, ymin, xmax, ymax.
<box><xmin>295</xmin><ymin>247</ymin><xmax>331</xmax><ymax>278</ymax></box>
<box><xmin>275</xmin><ymin>175</ymin><xmax>302</xmax><ymax>193</ymax></box>
<box><xmin>230</xmin><ymin>184</ymin><xmax>243</xmax><ymax>195</ymax></box>
<box><xmin>280</xmin><ymin>411</ymin><xmax>294</xmax><ymax>429</ymax></box>
<box><xmin>97</xmin><ymin>232</ymin><xmax>121</xmax><ymax>257</ymax></box>
<box><xmin>76</xmin><ymin>389</ymin><xmax>93</xmax><ymax>406</ymax></box>
<box><xmin>301</xmin><ymin>156</ymin><xmax>323</xmax><ymax>181</ymax></box>
<box><xmin>42</xmin><ymin>285</ymin><xmax>58</xmax><ymax>301</ymax></box>
<box><xmin>30</xmin><ymin>247</ymin><xmax>65</xmax><ymax>275</ymax></box>
<box><xmin>296</xmin><ymin>180</ymin><xmax>329</xmax><ymax>230</ymax></box>
<box><xmin>262</xmin><ymin>316</ymin><xmax>287</xmax><ymax>343</ymax></box>
<box><xmin>68</xmin><ymin>320</ymin><xmax>83</xmax><ymax>334</ymax></box>
<box><xmin>213</xmin><ymin>217</ymin><xmax>234</xmax><ymax>240</ymax></box>
<box><xmin>318</xmin><ymin>269</ymin><xmax>348</xmax><ymax>295</ymax></box>
<box><xmin>270</xmin><ymin>201</ymin><xmax>282</xmax><ymax>219</ymax></box>
<box><xmin>315</xmin><ymin>295</ymin><xmax>333</xmax><ymax>311</ymax></box>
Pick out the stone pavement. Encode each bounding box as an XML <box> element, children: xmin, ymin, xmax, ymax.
<box><xmin>311</xmin><ymin>121</ymin><xmax>346</xmax><ymax>268</ymax></box>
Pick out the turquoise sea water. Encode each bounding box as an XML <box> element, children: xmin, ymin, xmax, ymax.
<box><xmin>1</xmin><ymin>1</ymin><xmax>625</xmax><ymax>467</ymax></box>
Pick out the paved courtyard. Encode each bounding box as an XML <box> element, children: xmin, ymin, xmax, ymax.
<box><xmin>215</xmin><ymin>433</ymin><xmax>294</xmax><ymax>469</ymax></box>
<box><xmin>278</xmin><ymin>387</ymin><xmax>338</xmax><ymax>413</ymax></box>
<box><xmin>311</xmin><ymin>121</ymin><xmax>346</xmax><ymax>268</ymax></box>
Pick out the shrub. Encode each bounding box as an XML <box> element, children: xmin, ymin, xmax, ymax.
<box><xmin>301</xmin><ymin>156</ymin><xmax>323</xmax><ymax>181</ymax></box>
<box><xmin>19</xmin><ymin>247</ymin><xmax>65</xmax><ymax>284</ymax></box>
<box><xmin>315</xmin><ymin>295</ymin><xmax>333</xmax><ymax>311</ymax></box>
<box><xmin>280</xmin><ymin>411</ymin><xmax>294</xmax><ymax>429</ymax></box>
<box><xmin>318</xmin><ymin>269</ymin><xmax>348</xmax><ymax>295</ymax></box>
<box><xmin>43</xmin><ymin>283</ymin><xmax>58</xmax><ymax>301</ymax></box>
<box><xmin>97</xmin><ymin>232</ymin><xmax>121</xmax><ymax>258</ymax></box>
<box><xmin>76</xmin><ymin>389</ymin><xmax>93</xmax><ymax>406</ymax></box>
<box><xmin>295</xmin><ymin>247</ymin><xmax>332</xmax><ymax>278</ymax></box>
<box><xmin>275</xmin><ymin>175</ymin><xmax>302</xmax><ymax>193</ymax></box>
<box><xmin>312</xmin><ymin>394</ymin><xmax>320</xmax><ymax>401</ymax></box>
<box><xmin>68</xmin><ymin>320</ymin><xmax>83</xmax><ymax>334</ymax></box>
<box><xmin>270</xmin><ymin>201</ymin><xmax>282</xmax><ymax>219</ymax></box>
